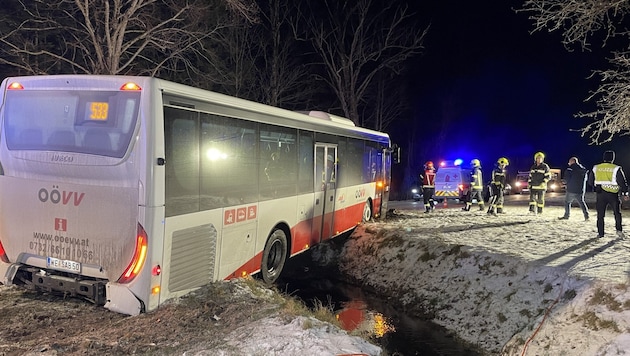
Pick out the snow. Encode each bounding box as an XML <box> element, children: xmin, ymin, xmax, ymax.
<box><xmin>190</xmin><ymin>193</ymin><xmax>630</xmax><ymax>355</ymax></box>
<box><xmin>200</xmin><ymin>316</ymin><xmax>381</xmax><ymax>356</ymax></box>
<box><xmin>335</xmin><ymin>194</ymin><xmax>630</xmax><ymax>355</ymax></box>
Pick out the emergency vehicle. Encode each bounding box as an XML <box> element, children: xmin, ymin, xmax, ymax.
<box><xmin>512</xmin><ymin>169</ymin><xmax>563</xmax><ymax>194</ymax></box>
<box><xmin>547</xmin><ymin>169</ymin><xmax>564</xmax><ymax>192</ymax></box>
<box><xmin>434</xmin><ymin>160</ymin><xmax>469</xmax><ymax>202</ymax></box>
<box><xmin>512</xmin><ymin>171</ymin><xmax>530</xmax><ymax>194</ymax></box>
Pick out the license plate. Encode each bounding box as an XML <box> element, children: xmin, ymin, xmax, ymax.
<box><xmin>47</xmin><ymin>257</ymin><xmax>81</xmax><ymax>273</ymax></box>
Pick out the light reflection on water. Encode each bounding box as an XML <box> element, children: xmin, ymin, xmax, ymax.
<box><xmin>336</xmin><ymin>300</ymin><xmax>396</xmax><ymax>338</ymax></box>
<box><xmin>278</xmin><ymin>254</ymin><xmax>482</xmax><ymax>356</ymax></box>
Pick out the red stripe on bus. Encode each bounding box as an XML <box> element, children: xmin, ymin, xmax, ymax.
<box><xmin>225</xmin><ymin>200</ymin><xmax>371</xmax><ymax>280</ymax></box>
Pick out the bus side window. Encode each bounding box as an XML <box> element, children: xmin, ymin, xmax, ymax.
<box><xmin>265</xmin><ymin>152</ymin><xmax>282</xmax><ymax>181</ymax></box>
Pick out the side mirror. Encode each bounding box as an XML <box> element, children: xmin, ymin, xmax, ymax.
<box><xmin>391</xmin><ymin>145</ymin><xmax>401</xmax><ymax>164</ymax></box>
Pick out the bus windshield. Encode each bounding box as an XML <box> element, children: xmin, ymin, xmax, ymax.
<box><xmin>4</xmin><ymin>90</ymin><xmax>140</xmax><ymax>158</ymax></box>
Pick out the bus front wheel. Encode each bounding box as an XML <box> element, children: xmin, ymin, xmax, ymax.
<box><xmin>260</xmin><ymin>229</ymin><xmax>288</xmax><ymax>284</ymax></box>
<box><xmin>362</xmin><ymin>200</ymin><xmax>373</xmax><ymax>222</ymax></box>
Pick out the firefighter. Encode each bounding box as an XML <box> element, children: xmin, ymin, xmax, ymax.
<box><xmin>463</xmin><ymin>159</ymin><xmax>484</xmax><ymax>211</ymax></box>
<box><xmin>588</xmin><ymin>150</ymin><xmax>629</xmax><ymax>238</ymax></box>
<box><xmin>488</xmin><ymin>157</ymin><xmax>509</xmax><ymax>215</ymax></box>
<box><xmin>419</xmin><ymin>161</ymin><xmax>436</xmax><ymax>213</ymax></box>
<box><xmin>528</xmin><ymin>152</ymin><xmax>551</xmax><ymax>214</ymax></box>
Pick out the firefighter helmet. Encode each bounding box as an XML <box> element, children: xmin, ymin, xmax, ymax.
<box><xmin>497</xmin><ymin>157</ymin><xmax>509</xmax><ymax>166</ymax></box>
<box><xmin>425</xmin><ymin>161</ymin><xmax>434</xmax><ymax>168</ymax></box>
<box><xmin>534</xmin><ymin>152</ymin><xmax>545</xmax><ymax>160</ymax></box>
<box><xmin>471</xmin><ymin>159</ymin><xmax>480</xmax><ymax>167</ymax></box>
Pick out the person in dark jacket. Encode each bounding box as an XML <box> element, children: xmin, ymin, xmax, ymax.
<box><xmin>558</xmin><ymin>156</ymin><xmax>589</xmax><ymax>221</ymax></box>
<box><xmin>588</xmin><ymin>150</ymin><xmax>629</xmax><ymax>238</ymax></box>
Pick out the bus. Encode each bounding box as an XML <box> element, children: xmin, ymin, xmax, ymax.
<box><xmin>0</xmin><ymin>75</ymin><xmax>393</xmax><ymax>316</ymax></box>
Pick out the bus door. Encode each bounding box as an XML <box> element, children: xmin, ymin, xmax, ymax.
<box><xmin>314</xmin><ymin>144</ymin><xmax>337</xmax><ymax>242</ymax></box>
<box><xmin>377</xmin><ymin>148</ymin><xmax>391</xmax><ymax>216</ymax></box>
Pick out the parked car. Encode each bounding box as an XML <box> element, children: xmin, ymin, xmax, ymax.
<box><xmin>547</xmin><ymin>178</ymin><xmax>566</xmax><ymax>193</ymax></box>
<box><xmin>411</xmin><ymin>186</ymin><xmax>422</xmax><ymax>201</ymax></box>
<box><xmin>511</xmin><ymin>171</ymin><xmax>530</xmax><ymax>194</ymax></box>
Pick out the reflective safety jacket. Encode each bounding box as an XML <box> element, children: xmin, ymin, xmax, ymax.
<box><xmin>470</xmin><ymin>166</ymin><xmax>483</xmax><ymax>191</ymax></box>
<box><xmin>491</xmin><ymin>166</ymin><xmax>507</xmax><ymax>188</ymax></box>
<box><xmin>420</xmin><ymin>167</ymin><xmax>436</xmax><ymax>188</ymax></box>
<box><xmin>528</xmin><ymin>163</ymin><xmax>551</xmax><ymax>190</ymax></box>
<box><xmin>591</xmin><ymin>162</ymin><xmax>628</xmax><ymax>194</ymax></box>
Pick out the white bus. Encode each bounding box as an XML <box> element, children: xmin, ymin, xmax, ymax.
<box><xmin>0</xmin><ymin>75</ymin><xmax>393</xmax><ymax>315</ymax></box>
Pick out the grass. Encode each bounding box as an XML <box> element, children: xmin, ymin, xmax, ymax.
<box><xmin>589</xmin><ymin>288</ymin><xmax>623</xmax><ymax>312</ymax></box>
<box><xmin>505</xmin><ymin>290</ymin><xmax>517</xmax><ymax>302</ymax></box>
<box><xmin>563</xmin><ymin>289</ymin><xmax>577</xmax><ymax>301</ymax></box>
<box><xmin>419</xmin><ymin>251</ymin><xmax>437</xmax><ymax>262</ymax></box>
<box><xmin>519</xmin><ymin>309</ymin><xmax>532</xmax><ymax>318</ymax></box>
<box><xmin>239</xmin><ymin>277</ymin><xmax>342</xmax><ymax>329</ymax></box>
<box><xmin>578</xmin><ymin>311</ymin><xmax>620</xmax><ymax>332</ymax></box>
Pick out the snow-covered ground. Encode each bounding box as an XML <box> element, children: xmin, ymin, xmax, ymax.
<box><xmin>335</xmin><ymin>195</ymin><xmax>630</xmax><ymax>355</ymax></box>
<box><xmin>202</xmin><ymin>315</ymin><xmax>381</xmax><ymax>356</ymax></box>
<box><xmin>4</xmin><ymin>193</ymin><xmax>630</xmax><ymax>355</ymax></box>
<box><xmin>193</xmin><ymin>194</ymin><xmax>630</xmax><ymax>355</ymax></box>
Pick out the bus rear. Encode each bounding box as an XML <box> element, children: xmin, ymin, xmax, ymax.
<box><xmin>0</xmin><ymin>76</ymin><xmax>155</xmax><ymax>315</ymax></box>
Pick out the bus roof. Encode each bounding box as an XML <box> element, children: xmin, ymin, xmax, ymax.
<box><xmin>155</xmin><ymin>77</ymin><xmax>391</xmax><ymax>145</ymax></box>
<box><xmin>2</xmin><ymin>75</ymin><xmax>391</xmax><ymax>146</ymax></box>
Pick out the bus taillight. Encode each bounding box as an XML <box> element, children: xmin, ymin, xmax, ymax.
<box><xmin>376</xmin><ymin>181</ymin><xmax>384</xmax><ymax>188</ymax></box>
<box><xmin>7</xmin><ymin>82</ymin><xmax>24</xmax><ymax>90</ymax></box>
<box><xmin>120</xmin><ymin>82</ymin><xmax>141</xmax><ymax>91</ymax></box>
<box><xmin>0</xmin><ymin>240</ymin><xmax>8</xmax><ymax>263</ymax></box>
<box><xmin>118</xmin><ymin>224</ymin><xmax>148</xmax><ymax>283</ymax></box>
<box><xmin>152</xmin><ymin>265</ymin><xmax>161</xmax><ymax>276</ymax></box>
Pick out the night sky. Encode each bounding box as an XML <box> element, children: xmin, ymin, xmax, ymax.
<box><xmin>396</xmin><ymin>0</ymin><xmax>627</xmax><ymax>178</ymax></box>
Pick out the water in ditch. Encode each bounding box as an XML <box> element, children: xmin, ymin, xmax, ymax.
<box><xmin>277</xmin><ymin>248</ymin><xmax>482</xmax><ymax>356</ymax></box>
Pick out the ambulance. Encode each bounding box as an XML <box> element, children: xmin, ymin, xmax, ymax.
<box><xmin>434</xmin><ymin>160</ymin><xmax>470</xmax><ymax>202</ymax></box>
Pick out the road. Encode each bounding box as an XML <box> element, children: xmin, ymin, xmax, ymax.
<box><xmin>389</xmin><ymin>191</ymin><xmax>598</xmax><ymax>211</ymax></box>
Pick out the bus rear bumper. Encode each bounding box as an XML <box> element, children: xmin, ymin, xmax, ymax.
<box><xmin>3</xmin><ymin>263</ymin><xmax>143</xmax><ymax>316</ymax></box>
<box><xmin>105</xmin><ymin>283</ymin><xmax>143</xmax><ymax>316</ymax></box>
<box><xmin>3</xmin><ymin>263</ymin><xmax>108</xmax><ymax>306</ymax></box>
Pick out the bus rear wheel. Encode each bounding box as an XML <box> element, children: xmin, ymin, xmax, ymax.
<box><xmin>260</xmin><ymin>229</ymin><xmax>288</xmax><ymax>284</ymax></box>
<box><xmin>362</xmin><ymin>200</ymin><xmax>373</xmax><ymax>222</ymax></box>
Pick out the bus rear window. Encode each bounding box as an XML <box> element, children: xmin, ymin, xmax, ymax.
<box><xmin>3</xmin><ymin>90</ymin><xmax>140</xmax><ymax>158</ymax></box>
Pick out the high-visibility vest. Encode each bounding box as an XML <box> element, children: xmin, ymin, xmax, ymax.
<box><xmin>471</xmin><ymin>167</ymin><xmax>483</xmax><ymax>190</ymax></box>
<box><xmin>421</xmin><ymin>168</ymin><xmax>436</xmax><ymax>188</ymax></box>
<box><xmin>593</xmin><ymin>162</ymin><xmax>621</xmax><ymax>193</ymax></box>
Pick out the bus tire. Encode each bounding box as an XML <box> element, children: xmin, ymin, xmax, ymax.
<box><xmin>260</xmin><ymin>229</ymin><xmax>288</xmax><ymax>284</ymax></box>
<box><xmin>362</xmin><ymin>200</ymin><xmax>373</xmax><ymax>222</ymax></box>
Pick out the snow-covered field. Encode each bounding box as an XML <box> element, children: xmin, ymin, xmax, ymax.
<box><xmin>337</xmin><ymin>196</ymin><xmax>630</xmax><ymax>355</ymax></box>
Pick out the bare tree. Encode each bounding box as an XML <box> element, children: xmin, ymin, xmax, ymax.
<box><xmin>202</xmin><ymin>0</ymin><xmax>322</xmax><ymax>109</ymax></box>
<box><xmin>518</xmin><ymin>0</ymin><xmax>630</xmax><ymax>144</ymax></box>
<box><xmin>300</xmin><ymin>0</ymin><xmax>428</xmax><ymax>127</ymax></box>
<box><xmin>361</xmin><ymin>69</ymin><xmax>409</xmax><ymax>131</ymax></box>
<box><xmin>254</xmin><ymin>0</ymin><xmax>321</xmax><ymax>109</ymax></box>
<box><xmin>0</xmin><ymin>0</ymin><xmax>258</xmax><ymax>79</ymax></box>
<box><xmin>205</xmin><ymin>9</ymin><xmax>263</xmax><ymax>99</ymax></box>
